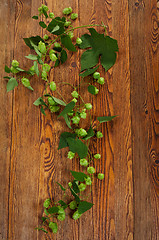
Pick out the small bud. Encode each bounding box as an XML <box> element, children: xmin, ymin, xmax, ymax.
<box><xmin>98</xmin><ymin>173</ymin><xmax>104</xmax><ymax>180</ymax></box>
<box><xmin>71</xmin><ymin>91</ymin><xmax>79</xmax><ymax>98</ymax></box>
<box><xmin>38</xmin><ymin>41</ymin><xmax>46</xmax><ymax>54</ymax></box>
<box><xmin>64</xmin><ymin>21</ymin><xmax>71</xmax><ymax>27</ymax></box>
<box><xmin>50</xmin><ymin>81</ymin><xmax>56</xmax><ymax>91</ymax></box>
<box><xmin>50</xmin><ymin>53</ymin><xmax>57</xmax><ymax>62</ymax></box>
<box><xmin>78</xmin><ymin>183</ymin><xmax>86</xmax><ymax>192</ymax></box>
<box><xmin>68</xmin><ymin>32</ymin><xmax>74</xmax><ymax>39</ymax></box>
<box><xmin>93</xmin><ymin>72</ymin><xmax>100</xmax><ymax>79</ymax></box>
<box><xmin>72</xmin><ymin>98</ymin><xmax>77</xmax><ymax>103</ymax></box>
<box><xmin>76</xmin><ymin>37</ymin><xmax>82</xmax><ymax>45</ymax></box>
<box><xmin>68</xmin><ymin>182</ymin><xmax>72</xmax><ymax>187</ymax></box>
<box><xmin>76</xmin><ymin>128</ymin><xmax>87</xmax><ymax>137</ymax></box>
<box><xmin>71</xmin><ymin>116</ymin><xmax>80</xmax><ymax>124</ymax></box>
<box><xmin>49</xmin><ymin>105</ymin><xmax>60</xmax><ymax>113</ymax></box>
<box><xmin>96</xmin><ymin>131</ymin><xmax>103</xmax><ymax>138</ymax></box>
<box><xmin>80</xmin><ymin>158</ymin><xmax>88</xmax><ymax>167</ymax></box>
<box><xmin>94</xmin><ymin>87</ymin><xmax>99</xmax><ymax>95</ymax></box>
<box><xmin>97</xmin><ymin>77</ymin><xmax>105</xmax><ymax>85</ymax></box>
<box><xmin>87</xmin><ymin>166</ymin><xmax>95</xmax><ymax>174</ymax></box>
<box><xmin>43</xmin><ymin>34</ymin><xmax>49</xmax><ymax>40</ymax></box>
<box><xmin>85</xmin><ymin>176</ymin><xmax>92</xmax><ymax>185</ymax></box>
<box><xmin>63</xmin><ymin>7</ymin><xmax>72</xmax><ymax>15</ymax></box>
<box><xmin>48</xmin><ymin>97</ymin><xmax>57</xmax><ymax>106</ymax></box>
<box><xmin>11</xmin><ymin>60</ymin><xmax>19</xmax><ymax>68</ymax></box>
<box><xmin>54</xmin><ymin>42</ymin><xmax>61</xmax><ymax>48</ymax></box>
<box><xmin>72</xmin><ymin>210</ymin><xmax>82</xmax><ymax>220</ymax></box>
<box><xmin>69</xmin><ymin>200</ymin><xmax>77</xmax><ymax>210</ymax></box>
<box><xmin>42</xmin><ymin>63</ymin><xmax>51</xmax><ymax>72</ymax></box>
<box><xmin>85</xmin><ymin>103</ymin><xmax>92</xmax><ymax>110</ymax></box>
<box><xmin>67</xmin><ymin>151</ymin><xmax>75</xmax><ymax>159</ymax></box>
<box><xmin>49</xmin><ymin>12</ymin><xmax>55</xmax><ymax>18</ymax></box>
<box><xmin>71</xmin><ymin>13</ymin><xmax>78</xmax><ymax>20</ymax></box>
<box><xmin>94</xmin><ymin>154</ymin><xmax>101</xmax><ymax>159</ymax></box>
<box><xmin>41</xmin><ymin>70</ymin><xmax>47</xmax><ymax>80</ymax></box>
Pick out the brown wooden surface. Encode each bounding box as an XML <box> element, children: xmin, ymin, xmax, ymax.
<box><xmin>0</xmin><ymin>0</ymin><xmax>159</xmax><ymax>239</ymax></box>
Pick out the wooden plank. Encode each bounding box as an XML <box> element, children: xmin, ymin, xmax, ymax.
<box><xmin>112</xmin><ymin>0</ymin><xmax>134</xmax><ymax>239</ymax></box>
<box><xmin>129</xmin><ymin>0</ymin><xmax>159</xmax><ymax>239</ymax></box>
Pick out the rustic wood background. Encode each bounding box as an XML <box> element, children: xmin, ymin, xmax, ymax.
<box><xmin>0</xmin><ymin>0</ymin><xmax>159</xmax><ymax>239</ymax></box>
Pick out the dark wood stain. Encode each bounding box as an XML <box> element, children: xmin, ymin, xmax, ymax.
<box><xmin>0</xmin><ymin>0</ymin><xmax>158</xmax><ymax>239</ymax></box>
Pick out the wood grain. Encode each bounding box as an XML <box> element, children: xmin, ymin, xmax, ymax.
<box><xmin>0</xmin><ymin>0</ymin><xmax>158</xmax><ymax>239</ymax></box>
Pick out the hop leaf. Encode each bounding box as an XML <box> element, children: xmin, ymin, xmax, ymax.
<box><xmin>79</xmin><ymin>28</ymin><xmax>118</xmax><ymax>72</ymax></box>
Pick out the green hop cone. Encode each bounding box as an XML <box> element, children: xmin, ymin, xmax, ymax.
<box><xmin>63</xmin><ymin>7</ymin><xmax>72</xmax><ymax>15</ymax></box>
<box><xmin>97</xmin><ymin>77</ymin><xmax>105</xmax><ymax>85</ymax></box>
<box><xmin>54</xmin><ymin>42</ymin><xmax>61</xmax><ymax>48</ymax></box>
<box><xmin>72</xmin><ymin>210</ymin><xmax>82</xmax><ymax>220</ymax></box>
<box><xmin>72</xmin><ymin>98</ymin><xmax>77</xmax><ymax>103</ymax></box>
<box><xmin>71</xmin><ymin>91</ymin><xmax>79</xmax><ymax>98</ymax></box>
<box><xmin>69</xmin><ymin>200</ymin><xmax>77</xmax><ymax>210</ymax></box>
<box><xmin>41</xmin><ymin>70</ymin><xmax>47</xmax><ymax>80</ymax></box>
<box><xmin>78</xmin><ymin>183</ymin><xmax>86</xmax><ymax>192</ymax></box>
<box><xmin>76</xmin><ymin>37</ymin><xmax>82</xmax><ymax>45</ymax></box>
<box><xmin>71</xmin><ymin>13</ymin><xmax>78</xmax><ymax>20</ymax></box>
<box><xmin>11</xmin><ymin>60</ymin><xmax>19</xmax><ymax>68</ymax></box>
<box><xmin>57</xmin><ymin>214</ymin><xmax>65</xmax><ymax>221</ymax></box>
<box><xmin>94</xmin><ymin>87</ymin><xmax>99</xmax><ymax>95</ymax></box>
<box><xmin>68</xmin><ymin>182</ymin><xmax>72</xmax><ymax>188</ymax></box>
<box><xmin>94</xmin><ymin>154</ymin><xmax>101</xmax><ymax>159</ymax></box>
<box><xmin>43</xmin><ymin>198</ymin><xmax>51</xmax><ymax>208</ymax></box>
<box><xmin>43</xmin><ymin>34</ymin><xmax>49</xmax><ymax>40</ymax></box>
<box><xmin>50</xmin><ymin>81</ymin><xmax>56</xmax><ymax>91</ymax></box>
<box><xmin>49</xmin><ymin>49</ymin><xmax>56</xmax><ymax>55</ymax></box>
<box><xmin>72</xmin><ymin>116</ymin><xmax>80</xmax><ymax>124</ymax></box>
<box><xmin>98</xmin><ymin>173</ymin><xmax>104</xmax><ymax>180</ymax></box>
<box><xmin>80</xmin><ymin>111</ymin><xmax>86</xmax><ymax>119</ymax></box>
<box><xmin>68</xmin><ymin>110</ymin><xmax>74</xmax><ymax>116</ymax></box>
<box><xmin>50</xmin><ymin>53</ymin><xmax>57</xmax><ymax>62</ymax></box>
<box><xmin>49</xmin><ymin>12</ymin><xmax>55</xmax><ymax>18</ymax></box>
<box><xmin>21</xmin><ymin>77</ymin><xmax>33</xmax><ymax>91</ymax></box>
<box><xmin>42</xmin><ymin>4</ymin><xmax>48</xmax><ymax>12</ymax></box>
<box><xmin>68</xmin><ymin>32</ymin><xmax>74</xmax><ymax>39</ymax></box>
<box><xmin>85</xmin><ymin>103</ymin><xmax>92</xmax><ymax>110</ymax></box>
<box><xmin>76</xmin><ymin>128</ymin><xmax>87</xmax><ymax>137</ymax></box>
<box><xmin>96</xmin><ymin>131</ymin><xmax>103</xmax><ymax>138</ymax></box>
<box><xmin>87</xmin><ymin>166</ymin><xmax>95</xmax><ymax>174</ymax></box>
<box><xmin>42</xmin><ymin>63</ymin><xmax>51</xmax><ymax>72</ymax></box>
<box><xmin>48</xmin><ymin>97</ymin><xmax>57</xmax><ymax>106</ymax></box>
<box><xmin>49</xmin><ymin>105</ymin><xmax>60</xmax><ymax>113</ymax></box>
<box><xmin>85</xmin><ymin>176</ymin><xmax>92</xmax><ymax>185</ymax></box>
<box><xmin>93</xmin><ymin>71</ymin><xmax>100</xmax><ymax>79</ymax></box>
<box><xmin>49</xmin><ymin>222</ymin><xmax>58</xmax><ymax>233</ymax></box>
<box><xmin>29</xmin><ymin>65</ymin><xmax>35</xmax><ymax>72</ymax></box>
<box><xmin>80</xmin><ymin>158</ymin><xmax>88</xmax><ymax>167</ymax></box>
<box><xmin>10</xmin><ymin>66</ymin><xmax>19</xmax><ymax>74</ymax></box>
<box><xmin>38</xmin><ymin>41</ymin><xmax>46</xmax><ymax>54</ymax></box>
<box><xmin>64</xmin><ymin>21</ymin><xmax>71</xmax><ymax>27</ymax></box>
<box><xmin>67</xmin><ymin>151</ymin><xmax>75</xmax><ymax>159</ymax></box>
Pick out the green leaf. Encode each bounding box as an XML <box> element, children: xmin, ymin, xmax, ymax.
<box><xmin>5</xmin><ymin>65</ymin><xmax>11</xmax><ymax>73</ymax></box>
<box><xmin>39</xmin><ymin>21</ymin><xmax>47</xmax><ymax>28</ymax></box>
<box><xmin>23</xmin><ymin>35</ymin><xmax>45</xmax><ymax>49</ymax></box>
<box><xmin>66</xmin><ymin>138</ymin><xmax>88</xmax><ymax>158</ymax></box>
<box><xmin>58</xmin><ymin>132</ymin><xmax>76</xmax><ymax>150</ymax></box>
<box><xmin>51</xmin><ymin>25</ymin><xmax>60</xmax><ymax>33</ymax></box>
<box><xmin>7</xmin><ymin>78</ymin><xmax>18</xmax><ymax>92</ymax></box>
<box><xmin>83</xmin><ymin>126</ymin><xmax>94</xmax><ymax>140</ymax></box>
<box><xmin>40</xmin><ymin>106</ymin><xmax>46</xmax><ymax>116</ymax></box>
<box><xmin>25</xmin><ymin>54</ymin><xmax>38</xmax><ymax>60</ymax></box>
<box><xmin>32</xmin><ymin>15</ymin><xmax>38</xmax><ymax>20</ymax></box>
<box><xmin>33</xmin><ymin>97</ymin><xmax>43</xmax><ymax>106</ymax></box>
<box><xmin>47</xmin><ymin>207</ymin><xmax>59</xmax><ymax>214</ymax></box>
<box><xmin>43</xmin><ymin>10</ymin><xmax>48</xmax><ymax>19</ymax></box>
<box><xmin>60</xmin><ymin>49</ymin><xmax>67</xmax><ymax>64</ymax></box>
<box><xmin>72</xmin><ymin>180</ymin><xmax>80</xmax><ymax>193</ymax></box>
<box><xmin>4</xmin><ymin>76</ymin><xmax>11</xmax><ymax>79</ymax></box>
<box><xmin>61</xmin><ymin>34</ymin><xmax>77</xmax><ymax>52</ymax></box>
<box><xmin>70</xmin><ymin>171</ymin><xmax>87</xmax><ymax>182</ymax></box>
<box><xmin>35</xmin><ymin>227</ymin><xmax>48</xmax><ymax>233</ymax></box>
<box><xmin>58</xmin><ymin>101</ymin><xmax>75</xmax><ymax>118</ymax></box>
<box><xmin>78</xmin><ymin>201</ymin><xmax>94</xmax><ymax>214</ymax></box>
<box><xmin>56</xmin><ymin>182</ymin><xmax>66</xmax><ymax>191</ymax></box>
<box><xmin>63</xmin><ymin>114</ymin><xmax>72</xmax><ymax>129</ymax></box>
<box><xmin>88</xmin><ymin>85</ymin><xmax>96</xmax><ymax>95</ymax></box>
<box><xmin>34</xmin><ymin>61</ymin><xmax>39</xmax><ymax>76</ymax></box>
<box><xmin>52</xmin><ymin>97</ymin><xmax>66</xmax><ymax>106</ymax></box>
<box><xmin>47</xmin><ymin>17</ymin><xmax>65</xmax><ymax>35</ymax></box>
<box><xmin>42</xmin><ymin>217</ymin><xmax>47</xmax><ymax>222</ymax></box>
<box><xmin>58</xmin><ymin>200</ymin><xmax>68</xmax><ymax>210</ymax></box>
<box><xmin>69</xmin><ymin>187</ymin><xmax>80</xmax><ymax>204</ymax></box>
<box><xmin>54</xmin><ymin>59</ymin><xmax>60</xmax><ymax>67</ymax></box>
<box><xmin>79</xmin><ymin>66</ymin><xmax>99</xmax><ymax>77</ymax></box>
<box><xmin>16</xmin><ymin>67</ymin><xmax>25</xmax><ymax>72</ymax></box>
<box><xmin>97</xmin><ymin>116</ymin><xmax>116</xmax><ymax>123</ymax></box>
<box><xmin>44</xmin><ymin>208</ymin><xmax>49</xmax><ymax>216</ymax></box>
<box><xmin>43</xmin><ymin>199</ymin><xmax>51</xmax><ymax>208</ymax></box>
<box><xmin>80</xmin><ymin>28</ymin><xmax>118</xmax><ymax>72</ymax></box>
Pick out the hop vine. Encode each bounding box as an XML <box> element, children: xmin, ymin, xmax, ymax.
<box><xmin>4</xmin><ymin>5</ymin><xmax>118</xmax><ymax>235</ymax></box>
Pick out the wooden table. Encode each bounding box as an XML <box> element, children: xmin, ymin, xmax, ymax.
<box><xmin>0</xmin><ymin>0</ymin><xmax>159</xmax><ymax>239</ymax></box>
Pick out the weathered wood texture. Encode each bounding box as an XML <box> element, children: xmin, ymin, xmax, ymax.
<box><xmin>0</xmin><ymin>0</ymin><xmax>158</xmax><ymax>239</ymax></box>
